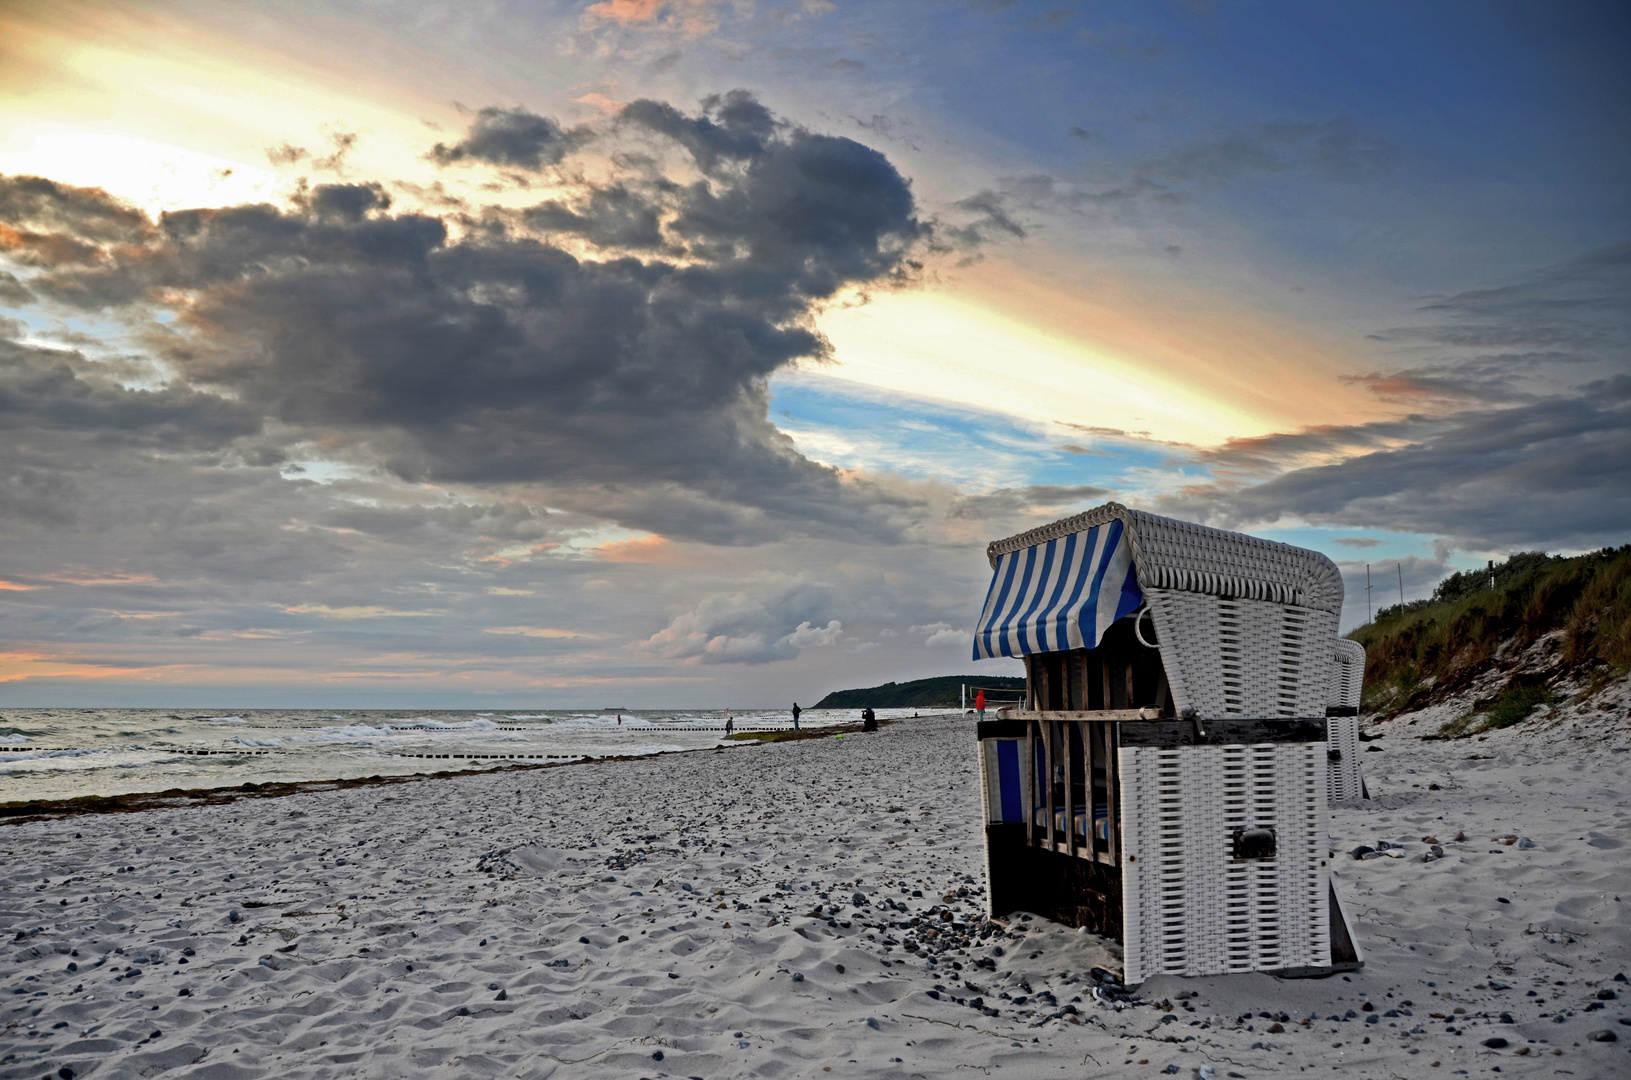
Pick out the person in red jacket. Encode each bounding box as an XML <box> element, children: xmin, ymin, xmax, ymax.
<box><xmin>975</xmin><ymin>689</ymin><xmax>985</xmax><ymax>721</ymax></box>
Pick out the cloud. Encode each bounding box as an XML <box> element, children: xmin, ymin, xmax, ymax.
<box><xmin>2</xmin><ymin>92</ymin><xmax>931</xmax><ymax>549</ymax></box>
<box><xmin>1143</xmin><ymin>118</ymin><xmax>1396</xmax><ymax>185</ymax></box>
<box><xmin>484</xmin><ymin>625</ymin><xmax>604</xmax><ymax>639</ymax></box>
<box><xmin>1332</xmin><ymin>537</ymin><xmax>1382</xmax><ymax>548</ymax></box>
<box><xmin>1352</xmin><ymin>242</ymin><xmax>1631</xmax><ymax>406</ymax></box>
<box><xmin>982</xmin><ymin>118</ymin><xmax>1396</xmax><ymax>221</ymax></box>
<box><xmin>910</xmin><ymin>620</ymin><xmax>963</xmax><ymax>646</ymax></box>
<box><xmin>284</xmin><ymin>604</ymin><xmax>436</xmax><ymax>619</ymax></box>
<box><xmin>947</xmin><ymin>484</ymin><xmax>1112</xmax><ymax>521</ymax></box>
<box><xmin>430</xmin><ymin>107</ymin><xmax>590</xmax><ymax>170</ymax></box>
<box><xmin>938</xmin><ymin>189</ymin><xmax>1027</xmax><ymax>250</ymax></box>
<box><xmin>1172</xmin><ymin>377</ymin><xmax>1631</xmax><ymax>551</ymax></box>
<box><xmin>583</xmin><ymin>0</ymin><xmax>724</xmax><ymax>37</ymax></box>
<box><xmin>634</xmin><ymin>582</ymin><xmax>840</xmax><ymax>663</ymax></box>
<box><xmin>782</xmin><ymin>619</ymin><xmax>843</xmax><ymax>648</ymax></box>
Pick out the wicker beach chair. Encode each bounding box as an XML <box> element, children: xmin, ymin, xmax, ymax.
<box><xmin>972</xmin><ymin>502</ymin><xmax>1363</xmax><ymax>983</ymax></box>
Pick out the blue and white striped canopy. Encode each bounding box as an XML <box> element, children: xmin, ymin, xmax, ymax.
<box><xmin>973</xmin><ymin>520</ymin><xmax>1144</xmax><ymax>660</ymax></box>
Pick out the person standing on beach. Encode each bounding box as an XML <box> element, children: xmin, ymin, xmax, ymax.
<box><xmin>975</xmin><ymin>689</ymin><xmax>985</xmax><ymax>721</ymax></box>
<box><xmin>791</xmin><ymin>703</ymin><xmax>802</xmax><ymax>731</ymax></box>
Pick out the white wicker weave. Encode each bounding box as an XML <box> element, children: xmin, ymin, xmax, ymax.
<box><xmin>1330</xmin><ymin>638</ymin><xmax>1366</xmax><ymax>710</ymax></box>
<box><xmin>1326</xmin><ymin>717</ymin><xmax>1363</xmax><ymax>803</ymax></box>
<box><xmin>1119</xmin><ymin>741</ymin><xmax>1330</xmax><ymax>982</ymax></box>
<box><xmin>1326</xmin><ymin>639</ymin><xmax>1368</xmax><ymax>803</ymax></box>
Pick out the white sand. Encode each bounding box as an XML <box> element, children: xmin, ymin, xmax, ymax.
<box><xmin>3</xmin><ymin>708</ymin><xmax>1629</xmax><ymax>1079</ymax></box>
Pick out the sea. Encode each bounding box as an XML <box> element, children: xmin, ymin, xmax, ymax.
<box><xmin>0</xmin><ymin>707</ymin><xmax>931</xmax><ymax>805</ymax></box>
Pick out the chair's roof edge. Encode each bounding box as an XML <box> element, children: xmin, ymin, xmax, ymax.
<box><xmin>984</xmin><ymin>502</ymin><xmax>1344</xmax><ymax>614</ymax></box>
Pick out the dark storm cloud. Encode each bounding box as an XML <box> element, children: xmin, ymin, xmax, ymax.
<box><xmin>0</xmin><ymin>93</ymin><xmax>930</xmax><ymax>547</ymax></box>
<box><xmin>0</xmin><ymin>335</ymin><xmax>259</xmax><ymax>453</ymax></box>
<box><xmin>430</xmin><ymin>106</ymin><xmax>590</xmax><ymax>170</ymax></box>
<box><xmin>1174</xmin><ymin>377</ymin><xmax>1630</xmax><ymax>552</ymax></box>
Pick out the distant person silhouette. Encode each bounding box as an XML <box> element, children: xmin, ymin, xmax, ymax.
<box><xmin>861</xmin><ymin>707</ymin><xmax>877</xmax><ymax>732</ymax></box>
<box><xmin>975</xmin><ymin>689</ymin><xmax>985</xmax><ymax>721</ymax></box>
<box><xmin>791</xmin><ymin>703</ymin><xmax>802</xmax><ymax>731</ymax></box>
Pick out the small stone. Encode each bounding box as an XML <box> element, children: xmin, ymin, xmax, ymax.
<box><xmin>1497</xmin><ymin>897</ymin><xmax>1510</xmax><ymax>904</ymax></box>
<box><xmin>651</xmin><ymin>1050</ymin><xmax>664</xmax><ymax>1061</ymax></box>
<box><xmin>1598</xmin><ymin>989</ymin><xmax>1617</xmax><ymax>1000</ymax></box>
<box><xmin>1351</xmin><ymin>845</ymin><xmax>1376</xmax><ymax>859</ymax></box>
<box><xmin>59</xmin><ymin>1068</ymin><xmax>75</xmax><ymax>1080</ymax></box>
<box><xmin>228</xmin><ymin>910</ymin><xmax>241</xmax><ymax>923</ymax></box>
<box><xmin>793</xmin><ymin>972</ymin><xmax>804</xmax><ymax>982</ymax></box>
<box><xmin>1516</xmin><ymin>837</ymin><xmax>1536</xmax><ymax>849</ymax></box>
<box><xmin>667</xmin><ymin>972</ymin><xmax>679</xmax><ymax>980</ymax></box>
<box><xmin>835</xmin><ymin>964</ymin><xmax>845</xmax><ymax>974</ymax></box>
<box><xmin>1268</xmin><ymin>1022</ymin><xmax>1285</xmax><ymax>1033</ymax></box>
<box><xmin>578</xmin><ymin>936</ymin><xmax>589</xmax><ymax>944</ymax></box>
<box><xmin>853</xmin><ymin>892</ymin><xmax>867</xmax><ymax>906</ymax></box>
<box><xmin>495</xmin><ymin>989</ymin><xmax>507</xmax><ymax>1001</ymax></box>
<box><xmin>1589</xmin><ymin>1029</ymin><xmax>1618</xmax><ymax>1042</ymax></box>
<box><xmin>865</xmin><ymin>1017</ymin><xmax>880</xmax><ymax>1030</ymax></box>
<box><xmin>1483</xmin><ymin>1037</ymin><xmax>1508</xmax><ymax>1048</ymax></box>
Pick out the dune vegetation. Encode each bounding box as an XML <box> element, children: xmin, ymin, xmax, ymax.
<box><xmin>1348</xmin><ymin>545</ymin><xmax>1631</xmax><ymax>729</ymax></box>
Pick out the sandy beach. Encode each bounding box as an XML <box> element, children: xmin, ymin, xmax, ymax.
<box><xmin>4</xmin><ymin>704</ymin><xmax>1630</xmax><ymax>1079</ymax></box>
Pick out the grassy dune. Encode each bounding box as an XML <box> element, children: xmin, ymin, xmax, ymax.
<box><xmin>1349</xmin><ymin>545</ymin><xmax>1631</xmax><ymax>730</ymax></box>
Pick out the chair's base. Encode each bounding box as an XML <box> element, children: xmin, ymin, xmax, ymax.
<box><xmin>985</xmin><ymin>829</ymin><xmax>1365</xmax><ymax>984</ymax></box>
<box><xmin>985</xmin><ymin>824</ymin><xmax>1123</xmax><ymax>940</ymax></box>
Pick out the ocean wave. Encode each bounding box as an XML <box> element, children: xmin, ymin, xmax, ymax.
<box><xmin>196</xmin><ymin>715</ymin><xmax>247</xmax><ymax>724</ymax></box>
<box><xmin>0</xmin><ymin>733</ymin><xmax>31</xmax><ymax>745</ymax></box>
<box><xmin>0</xmin><ymin>748</ymin><xmax>100</xmax><ymax>764</ymax></box>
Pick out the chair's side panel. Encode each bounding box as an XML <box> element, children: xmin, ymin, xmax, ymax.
<box><xmin>1144</xmin><ymin>588</ymin><xmax>1223</xmax><ymax>719</ymax></box>
<box><xmin>1332</xmin><ymin>639</ymin><xmax>1366</xmax><ymax>711</ymax></box>
<box><xmin>1118</xmin><ymin>745</ymin><xmax>1155</xmax><ymax>985</ymax></box>
<box><xmin>1325</xmin><ymin>716</ymin><xmax>1363</xmax><ymax>803</ymax></box>
<box><xmin>1326</xmin><ymin>639</ymin><xmax>1367</xmax><ymax>802</ymax></box>
<box><xmin>1121</xmin><ymin>738</ymin><xmax>1331</xmax><ymax>982</ymax></box>
<box><xmin>1278</xmin><ymin>741</ymin><xmax>1332</xmax><ymax>972</ymax></box>
<box><xmin>1147</xmin><ymin>591</ymin><xmax>1338</xmax><ymax>721</ymax></box>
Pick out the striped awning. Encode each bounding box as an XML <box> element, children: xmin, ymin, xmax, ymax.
<box><xmin>973</xmin><ymin>519</ymin><xmax>1144</xmax><ymax>660</ymax></box>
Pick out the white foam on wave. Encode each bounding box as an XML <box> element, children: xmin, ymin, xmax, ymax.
<box><xmin>0</xmin><ymin>733</ymin><xmax>30</xmax><ymax>745</ymax></box>
<box><xmin>1</xmin><ymin>748</ymin><xmax>101</xmax><ymax>764</ymax></box>
<box><xmin>232</xmin><ymin>736</ymin><xmax>285</xmax><ymax>748</ymax></box>
<box><xmin>197</xmin><ymin>715</ymin><xmax>246</xmax><ymax>724</ymax></box>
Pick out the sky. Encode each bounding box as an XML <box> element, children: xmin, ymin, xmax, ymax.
<box><xmin>0</xmin><ymin>0</ymin><xmax>1626</xmax><ymax>707</ymax></box>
